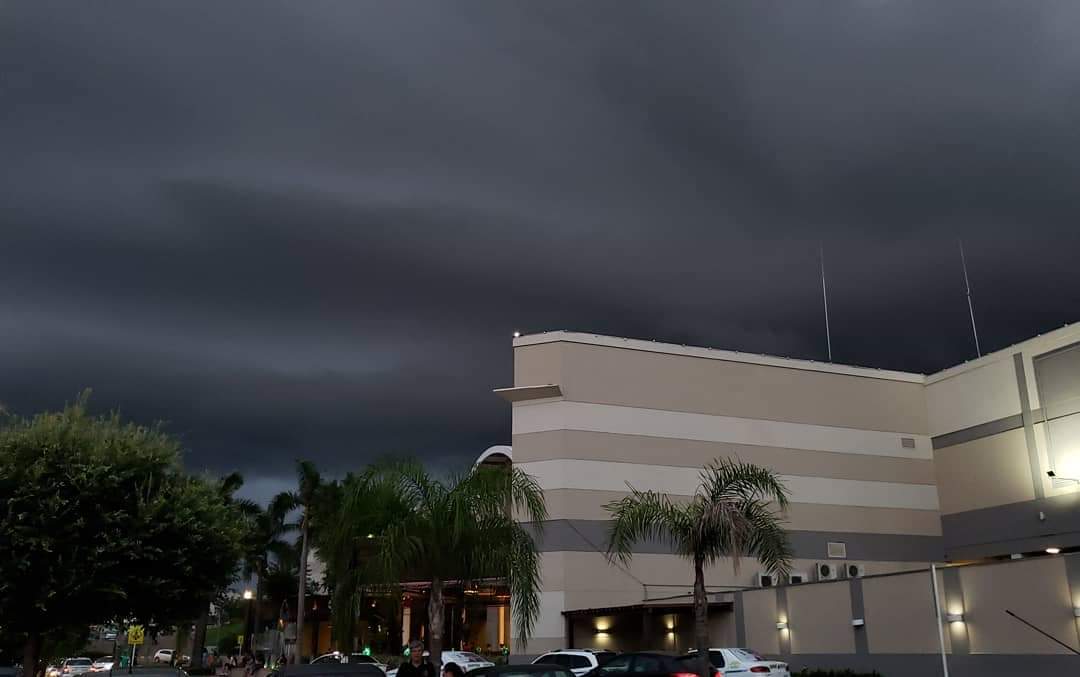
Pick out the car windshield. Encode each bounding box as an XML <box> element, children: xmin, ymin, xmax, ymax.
<box><xmin>452</xmin><ymin>654</ymin><xmax>484</xmax><ymax>663</ymax></box>
<box><xmin>68</xmin><ymin>660</ymin><xmax>92</xmax><ymax>666</ymax></box>
<box><xmin>730</xmin><ymin>650</ymin><xmax>766</xmax><ymax>662</ymax></box>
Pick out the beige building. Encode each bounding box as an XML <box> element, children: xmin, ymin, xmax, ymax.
<box><xmin>492</xmin><ymin>327</ymin><xmax>1080</xmax><ymax>673</ymax></box>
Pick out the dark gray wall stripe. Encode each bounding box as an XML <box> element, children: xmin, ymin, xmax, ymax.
<box><xmin>531</xmin><ymin>519</ymin><xmax>945</xmax><ymax>562</ymax></box>
<box><xmin>848</xmin><ymin>578</ymin><xmax>867</xmax><ymax>655</ymax></box>
<box><xmin>941</xmin><ymin>567</ymin><xmax>969</xmax><ymax>655</ymax></box>
<box><xmin>1014</xmin><ymin>353</ymin><xmax>1046</xmax><ymax>499</ymax></box>
<box><xmin>733</xmin><ymin>592</ymin><xmax>746</xmax><ymax>647</ymax></box>
<box><xmin>941</xmin><ymin>493</ymin><xmax>1080</xmax><ymax>559</ymax></box>
<box><xmin>932</xmin><ymin>413</ymin><xmax>1024</xmax><ymax>450</ymax></box>
<box><xmin>775</xmin><ymin>586</ymin><xmax>790</xmax><ymax>655</ymax></box>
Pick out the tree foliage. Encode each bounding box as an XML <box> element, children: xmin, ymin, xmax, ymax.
<box><xmin>371</xmin><ymin>460</ymin><xmax>547</xmax><ymax>659</ymax></box>
<box><xmin>0</xmin><ymin>394</ymin><xmax>247</xmax><ymax>672</ymax></box>
<box><xmin>605</xmin><ymin>459</ymin><xmax>792</xmax><ymax>677</ymax></box>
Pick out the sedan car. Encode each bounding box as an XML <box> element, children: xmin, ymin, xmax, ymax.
<box><xmin>585</xmin><ymin>653</ymin><xmax>716</xmax><ymax>677</ymax></box>
<box><xmin>90</xmin><ymin>657</ymin><xmax>114</xmax><ymax>673</ymax></box>
<box><xmin>59</xmin><ymin>659</ymin><xmax>94</xmax><ymax>677</ymax></box>
<box><xmin>684</xmin><ymin>649</ymin><xmax>788</xmax><ymax>676</ymax></box>
<box><xmin>481</xmin><ymin>665</ymin><xmax>574</xmax><ymax>677</ymax></box>
<box><xmin>439</xmin><ymin>652</ymin><xmax>494</xmax><ymax>674</ymax></box>
<box><xmin>311</xmin><ymin>653</ymin><xmax>387</xmax><ymax>674</ymax></box>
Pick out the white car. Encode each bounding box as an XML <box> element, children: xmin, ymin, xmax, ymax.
<box><xmin>89</xmin><ymin>657</ymin><xmax>114</xmax><ymax>673</ymax></box>
<box><xmin>532</xmin><ymin>649</ymin><xmax>617</xmax><ymax>676</ymax></box>
<box><xmin>153</xmin><ymin>650</ymin><xmax>174</xmax><ymax>664</ymax></box>
<box><xmin>388</xmin><ymin>652</ymin><xmax>493</xmax><ymax>677</ymax></box>
<box><xmin>312</xmin><ymin>653</ymin><xmax>387</xmax><ymax>674</ymax></box>
<box><xmin>686</xmin><ymin>649</ymin><xmax>789</xmax><ymax>676</ymax></box>
<box><xmin>59</xmin><ymin>659</ymin><xmax>93</xmax><ymax>677</ymax></box>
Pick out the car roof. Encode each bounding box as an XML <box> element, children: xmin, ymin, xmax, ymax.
<box><xmin>276</xmin><ymin>665</ymin><xmax>384</xmax><ymax>677</ymax></box>
<box><xmin>491</xmin><ymin>666</ymin><xmax>572</xmax><ymax>675</ymax></box>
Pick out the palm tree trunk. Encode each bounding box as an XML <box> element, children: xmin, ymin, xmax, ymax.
<box><xmin>253</xmin><ymin>570</ymin><xmax>264</xmax><ymax>655</ymax></box>
<box><xmin>428</xmin><ymin>578</ymin><xmax>444</xmax><ymax>670</ymax></box>
<box><xmin>693</xmin><ymin>558</ymin><xmax>710</xmax><ymax>677</ymax></box>
<box><xmin>295</xmin><ymin>517</ymin><xmax>310</xmax><ymax>663</ymax></box>
<box><xmin>191</xmin><ymin>604</ymin><xmax>209</xmax><ymax>669</ymax></box>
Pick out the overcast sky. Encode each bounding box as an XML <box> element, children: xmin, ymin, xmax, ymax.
<box><xmin>4</xmin><ymin>2</ymin><xmax>1080</xmax><ymax>501</ymax></box>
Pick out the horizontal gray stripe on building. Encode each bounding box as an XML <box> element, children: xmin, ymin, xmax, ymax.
<box><xmin>942</xmin><ymin>493</ymin><xmax>1080</xmax><ymax>559</ymax></box>
<box><xmin>931</xmin><ymin>404</ymin><xmax>1080</xmax><ymax>450</ymax></box>
<box><xmin>778</xmin><ymin>654</ymin><xmax>1080</xmax><ymax>677</ymax></box>
<box><xmin>527</xmin><ymin>519</ymin><xmax>944</xmax><ymax>562</ymax></box>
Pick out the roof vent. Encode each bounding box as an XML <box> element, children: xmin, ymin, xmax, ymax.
<box><xmin>827</xmin><ymin>541</ymin><xmax>848</xmax><ymax>559</ymax></box>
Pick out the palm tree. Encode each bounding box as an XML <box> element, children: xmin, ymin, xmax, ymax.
<box><xmin>375</xmin><ymin>461</ymin><xmax>547</xmax><ymax>666</ymax></box>
<box><xmin>315</xmin><ymin>472</ymin><xmax>409</xmax><ymax>654</ymax></box>
<box><xmin>605</xmin><ymin>460</ymin><xmax>793</xmax><ymax>677</ymax></box>
<box><xmin>293</xmin><ymin>460</ymin><xmax>322</xmax><ymax>663</ymax></box>
<box><xmin>243</xmin><ymin>492</ymin><xmax>298</xmax><ymax>653</ymax></box>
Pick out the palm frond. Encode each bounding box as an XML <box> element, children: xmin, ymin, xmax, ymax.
<box><xmin>604</xmin><ymin>487</ymin><xmax>687</xmax><ymax>566</ymax></box>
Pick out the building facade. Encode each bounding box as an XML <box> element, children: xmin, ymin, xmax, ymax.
<box><xmin>492</xmin><ymin>327</ymin><xmax>1080</xmax><ymax>670</ymax></box>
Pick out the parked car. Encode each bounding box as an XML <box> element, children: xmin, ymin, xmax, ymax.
<box><xmin>59</xmin><ymin>659</ymin><xmax>94</xmax><ymax>676</ymax></box>
<box><xmin>583</xmin><ymin>652</ymin><xmax>716</xmax><ymax>677</ymax></box>
<box><xmin>274</xmin><ymin>664</ymin><xmax>384</xmax><ymax>677</ymax></box>
<box><xmin>532</xmin><ymin>650</ymin><xmax>616</xmax><ymax>676</ymax></box>
<box><xmin>90</xmin><ymin>657</ymin><xmax>114</xmax><ymax>673</ymax></box>
<box><xmin>153</xmin><ymin>650</ymin><xmax>175</xmax><ymax>664</ymax></box>
<box><xmin>387</xmin><ymin>651</ymin><xmax>493</xmax><ymax>677</ymax></box>
<box><xmin>482</xmin><ymin>665</ymin><xmax>574</xmax><ymax>677</ymax></box>
<box><xmin>311</xmin><ymin>653</ymin><xmax>387</xmax><ymax>674</ymax></box>
<box><xmin>684</xmin><ymin>649</ymin><xmax>788</xmax><ymax>677</ymax></box>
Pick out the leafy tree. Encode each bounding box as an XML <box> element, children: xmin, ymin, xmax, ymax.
<box><xmin>315</xmin><ymin>472</ymin><xmax>407</xmax><ymax>654</ymax></box>
<box><xmin>242</xmin><ymin>492</ymin><xmax>297</xmax><ymax>652</ymax></box>
<box><xmin>190</xmin><ymin>473</ymin><xmax>260</xmax><ymax>669</ymax></box>
<box><xmin>374</xmin><ymin>461</ymin><xmax>546</xmax><ymax>665</ymax></box>
<box><xmin>605</xmin><ymin>460</ymin><xmax>793</xmax><ymax>677</ymax></box>
<box><xmin>292</xmin><ymin>460</ymin><xmax>322</xmax><ymax>662</ymax></box>
<box><xmin>0</xmin><ymin>394</ymin><xmax>247</xmax><ymax>677</ymax></box>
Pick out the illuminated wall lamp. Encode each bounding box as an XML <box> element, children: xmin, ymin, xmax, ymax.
<box><xmin>1074</xmin><ymin>607</ymin><xmax>1080</xmax><ymax>618</ymax></box>
<box><xmin>945</xmin><ymin>613</ymin><xmax>964</xmax><ymax>623</ymax></box>
<box><xmin>851</xmin><ymin>619</ymin><xmax>865</xmax><ymax>627</ymax></box>
<box><xmin>775</xmin><ymin>621</ymin><xmax>788</xmax><ymax>631</ymax></box>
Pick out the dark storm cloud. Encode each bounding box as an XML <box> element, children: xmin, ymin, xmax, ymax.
<box><xmin>4</xmin><ymin>1</ymin><xmax>1080</xmax><ymax>498</ymax></box>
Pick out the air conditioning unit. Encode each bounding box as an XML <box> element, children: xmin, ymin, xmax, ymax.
<box><xmin>787</xmin><ymin>572</ymin><xmax>809</xmax><ymax>585</ymax></box>
<box><xmin>815</xmin><ymin>562</ymin><xmax>839</xmax><ymax>581</ymax></box>
<box><xmin>756</xmin><ymin>572</ymin><xmax>776</xmax><ymax>588</ymax></box>
<box><xmin>844</xmin><ymin>563</ymin><xmax>866</xmax><ymax>579</ymax></box>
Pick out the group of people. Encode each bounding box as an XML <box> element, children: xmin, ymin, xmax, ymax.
<box><xmin>206</xmin><ymin>651</ymin><xmax>261</xmax><ymax>677</ymax></box>
<box><xmin>397</xmin><ymin>641</ymin><xmax>463</xmax><ymax>677</ymax></box>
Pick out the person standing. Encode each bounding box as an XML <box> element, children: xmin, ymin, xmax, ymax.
<box><xmin>397</xmin><ymin>641</ymin><xmax>435</xmax><ymax>677</ymax></box>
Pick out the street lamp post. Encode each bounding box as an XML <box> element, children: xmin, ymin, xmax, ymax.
<box><xmin>243</xmin><ymin>589</ymin><xmax>255</xmax><ymax>655</ymax></box>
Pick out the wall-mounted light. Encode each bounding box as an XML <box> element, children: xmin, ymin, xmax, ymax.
<box><xmin>775</xmin><ymin>621</ymin><xmax>788</xmax><ymax>631</ymax></box>
<box><xmin>594</xmin><ymin>619</ymin><xmax>611</xmax><ymax>633</ymax></box>
<box><xmin>945</xmin><ymin>613</ymin><xmax>964</xmax><ymax>623</ymax></box>
<box><xmin>1046</xmin><ymin>547</ymin><xmax>1062</xmax><ymax>555</ymax></box>
<box><xmin>1074</xmin><ymin>607</ymin><xmax>1080</xmax><ymax>618</ymax></box>
<box><xmin>851</xmin><ymin>619</ymin><xmax>865</xmax><ymax>627</ymax></box>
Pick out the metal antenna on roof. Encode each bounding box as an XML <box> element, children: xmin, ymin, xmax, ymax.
<box><xmin>958</xmin><ymin>239</ymin><xmax>982</xmax><ymax>357</ymax></box>
<box><xmin>820</xmin><ymin>244</ymin><xmax>833</xmax><ymax>361</ymax></box>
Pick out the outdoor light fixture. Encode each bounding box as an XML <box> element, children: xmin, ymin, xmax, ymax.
<box><xmin>1046</xmin><ymin>547</ymin><xmax>1062</xmax><ymax>555</ymax></box>
<box><xmin>1074</xmin><ymin>607</ymin><xmax>1080</xmax><ymax>618</ymax></box>
<box><xmin>1048</xmin><ymin>470</ymin><xmax>1057</xmax><ymax>478</ymax></box>
<box><xmin>945</xmin><ymin>613</ymin><xmax>964</xmax><ymax>623</ymax></box>
<box><xmin>366</xmin><ymin>533</ymin><xmax>374</xmax><ymax>539</ymax></box>
<box><xmin>851</xmin><ymin>619</ymin><xmax>865</xmax><ymax>627</ymax></box>
<box><xmin>243</xmin><ymin>589</ymin><xmax>254</xmax><ymax>600</ymax></box>
<box><xmin>513</xmin><ymin>331</ymin><xmax>521</xmax><ymax>338</ymax></box>
<box><xmin>775</xmin><ymin>621</ymin><xmax>788</xmax><ymax>631</ymax></box>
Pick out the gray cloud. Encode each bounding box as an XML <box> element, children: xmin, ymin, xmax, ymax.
<box><xmin>3</xmin><ymin>1</ymin><xmax>1079</xmax><ymax>488</ymax></box>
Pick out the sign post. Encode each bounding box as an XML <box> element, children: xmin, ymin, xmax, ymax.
<box><xmin>126</xmin><ymin>626</ymin><xmax>145</xmax><ymax>675</ymax></box>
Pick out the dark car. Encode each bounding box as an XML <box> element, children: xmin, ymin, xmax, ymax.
<box><xmin>480</xmin><ymin>665</ymin><xmax>575</xmax><ymax>677</ymax></box>
<box><xmin>272</xmin><ymin>663</ymin><xmax>386</xmax><ymax>677</ymax></box>
<box><xmin>584</xmin><ymin>653</ymin><xmax>715</xmax><ymax>677</ymax></box>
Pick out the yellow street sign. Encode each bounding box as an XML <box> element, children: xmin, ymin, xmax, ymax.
<box><xmin>127</xmin><ymin>625</ymin><xmax>145</xmax><ymax>646</ymax></box>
